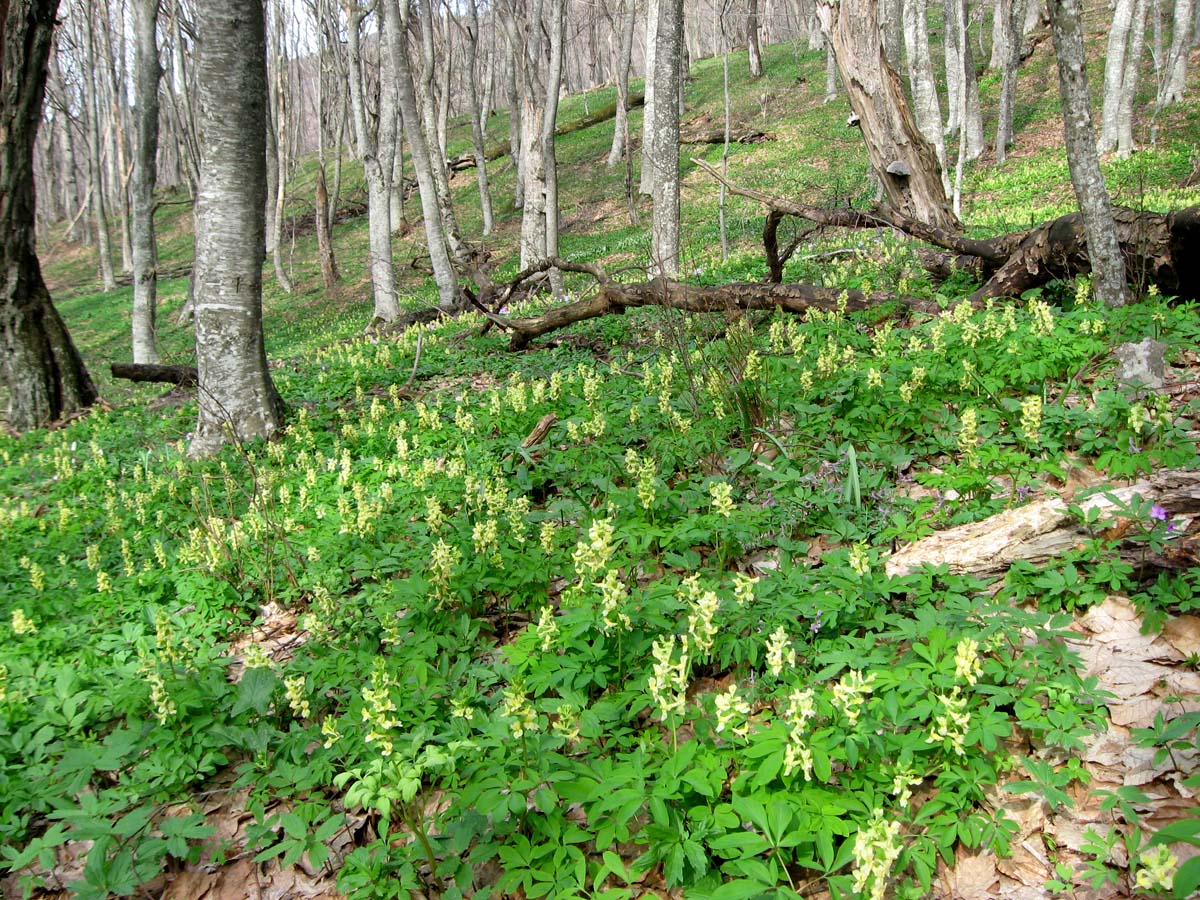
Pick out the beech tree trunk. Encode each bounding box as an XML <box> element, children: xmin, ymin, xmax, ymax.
<box><xmin>1116</xmin><ymin>0</ymin><xmax>1149</xmax><ymax>158</ymax></box>
<box><xmin>1048</xmin><ymin>0</ymin><xmax>1130</xmax><ymax>306</ymax></box>
<box><xmin>1159</xmin><ymin>0</ymin><xmax>1194</xmax><ymax>105</ymax></box>
<box><xmin>385</xmin><ymin>0</ymin><xmax>459</xmax><ymax>311</ymax></box>
<box><xmin>190</xmin><ymin>0</ymin><xmax>284</xmax><ymax>456</ymax></box>
<box><xmin>343</xmin><ymin>1</ymin><xmax>399</xmax><ymax>323</ymax></box>
<box><xmin>995</xmin><ymin>0</ymin><xmax>1027</xmax><ymax>164</ymax></box>
<box><xmin>416</xmin><ymin>0</ymin><xmax>464</xmax><ymax>258</ymax></box>
<box><xmin>903</xmin><ymin>0</ymin><xmax>948</xmax><ymax>178</ymax></box>
<box><xmin>607</xmin><ymin>0</ymin><xmax>636</xmax><ymax>168</ymax></box>
<box><xmin>1099</xmin><ymin>0</ymin><xmax>1137</xmax><ymax>154</ymax></box>
<box><xmin>650</xmin><ymin>0</ymin><xmax>684</xmax><ymax>276</ymax></box>
<box><xmin>817</xmin><ymin>0</ymin><xmax>959</xmax><ymax>231</ymax></box>
<box><xmin>1</xmin><ymin>0</ymin><xmax>98</xmax><ymax>431</ymax></box>
<box><xmin>81</xmin><ymin>8</ymin><xmax>116</xmax><ymax>291</ymax></box>
<box><xmin>461</xmin><ymin>0</ymin><xmax>494</xmax><ymax>235</ymax></box>
<box><xmin>542</xmin><ymin>0</ymin><xmax>567</xmax><ymax>297</ymax></box>
<box><xmin>640</xmin><ymin>0</ymin><xmax>661</xmax><ymax>195</ymax></box>
<box><xmin>130</xmin><ymin>0</ymin><xmax>161</xmax><ymax>364</ymax></box>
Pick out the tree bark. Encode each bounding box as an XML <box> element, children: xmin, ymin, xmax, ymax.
<box><xmin>81</xmin><ymin>4</ymin><xmax>116</xmax><ymax>291</ymax></box>
<box><xmin>1159</xmin><ymin>0</ymin><xmax>1194</xmax><ymax>105</ymax></box>
<box><xmin>995</xmin><ymin>0</ymin><xmax>1027</xmax><ymax>164</ymax></box>
<box><xmin>1099</xmin><ymin>0</ymin><xmax>1137</xmax><ymax>154</ymax></box>
<box><xmin>1</xmin><ymin>0</ymin><xmax>98</xmax><ymax>432</ymax></box>
<box><xmin>267</xmin><ymin>0</ymin><xmax>294</xmax><ymax>295</ymax></box>
<box><xmin>1048</xmin><ymin>0</ymin><xmax>1130</xmax><ymax>306</ymax></box>
<box><xmin>384</xmin><ymin>0</ymin><xmax>459</xmax><ymax>311</ymax></box>
<box><xmin>542</xmin><ymin>0</ymin><xmax>567</xmax><ymax>297</ymax></box>
<box><xmin>1116</xmin><ymin>0</ymin><xmax>1149</xmax><ymax>158</ymax></box>
<box><xmin>111</xmin><ymin>362</ymin><xmax>198</xmax><ymax>386</ymax></box>
<box><xmin>416</xmin><ymin>0</ymin><xmax>464</xmax><ymax>258</ymax></box>
<box><xmin>817</xmin><ymin>0</ymin><xmax>959</xmax><ymax>231</ymax></box>
<box><xmin>650</xmin><ymin>0</ymin><xmax>683</xmax><ymax>277</ymax></box>
<box><xmin>747</xmin><ymin>0</ymin><xmax>764</xmax><ymax>76</ymax></box>
<box><xmin>461</xmin><ymin>0</ymin><xmax>495</xmax><ymax>235</ymax></box>
<box><xmin>343</xmin><ymin>1</ymin><xmax>399</xmax><ymax>323</ymax></box>
<box><xmin>640</xmin><ymin>0</ymin><xmax>661</xmax><ymax>195</ymax></box>
<box><xmin>190</xmin><ymin>0</ymin><xmax>284</xmax><ymax>456</ymax></box>
<box><xmin>903</xmin><ymin>0</ymin><xmax>948</xmax><ymax>178</ymax></box>
<box><xmin>130</xmin><ymin>0</ymin><xmax>161</xmax><ymax>364</ymax></box>
<box><xmin>607</xmin><ymin>0</ymin><xmax>636</xmax><ymax>168</ymax></box>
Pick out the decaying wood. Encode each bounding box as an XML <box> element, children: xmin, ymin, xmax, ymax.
<box><xmin>448</xmin><ymin>93</ymin><xmax>646</xmax><ymax>173</ymax></box>
<box><xmin>680</xmin><ymin>127</ymin><xmax>776</xmax><ymax>145</ymax></box>
<box><xmin>522</xmin><ymin>413</ymin><xmax>557</xmax><ymax>448</ymax></box>
<box><xmin>885</xmin><ymin>469</ymin><xmax>1200</xmax><ymax>579</ymax></box>
<box><xmin>486</xmin><ymin>256</ymin><xmax>935</xmax><ymax>350</ymax></box>
<box><xmin>696</xmin><ymin>159</ymin><xmax>1200</xmax><ymax>301</ymax></box>
<box><xmin>111</xmin><ymin>362</ymin><xmax>199</xmax><ymax>386</ymax></box>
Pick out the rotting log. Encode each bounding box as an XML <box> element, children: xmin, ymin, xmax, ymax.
<box><xmin>885</xmin><ymin>469</ymin><xmax>1200</xmax><ymax>579</ymax></box>
<box><xmin>111</xmin><ymin>362</ymin><xmax>199</xmax><ymax>386</ymax></box>
<box><xmin>486</xmin><ymin>257</ymin><xmax>936</xmax><ymax>350</ymax></box>
<box><xmin>680</xmin><ymin>128</ymin><xmax>776</xmax><ymax>145</ymax></box>
<box><xmin>696</xmin><ymin>159</ymin><xmax>1200</xmax><ymax>302</ymax></box>
<box><xmin>449</xmin><ymin>92</ymin><xmax>647</xmax><ymax>173</ymax></box>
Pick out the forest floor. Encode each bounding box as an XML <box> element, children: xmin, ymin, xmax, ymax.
<box><xmin>5</xmin><ymin>10</ymin><xmax>1200</xmax><ymax>900</ymax></box>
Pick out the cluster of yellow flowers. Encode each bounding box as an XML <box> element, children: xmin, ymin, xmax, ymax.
<box><xmin>502</xmin><ymin>685</ymin><xmax>538</xmax><ymax>739</ymax></box>
<box><xmin>361</xmin><ymin>664</ymin><xmax>401</xmax><ymax>756</ymax></box>
<box><xmin>648</xmin><ymin>634</ymin><xmax>690</xmax><ymax>721</ymax></box>
<box><xmin>682</xmin><ymin>576</ymin><xmax>721</xmax><ymax>655</ymax></box>
<box><xmin>713</xmin><ymin>684</ymin><xmax>751</xmax><ymax>738</ymax></box>
<box><xmin>831</xmin><ymin>669</ymin><xmax>875</xmax><ymax>725</ymax></box>
<box><xmin>624</xmin><ymin>449</ymin><xmax>658</xmax><ymax>510</ymax></box>
<box><xmin>958</xmin><ymin>408</ymin><xmax>980</xmax><ymax>462</ymax></box>
<box><xmin>851</xmin><ymin>810</ymin><xmax>905</xmax><ymax>900</ymax></box>
<box><xmin>709</xmin><ymin>481</ymin><xmax>735</xmax><ymax>518</ymax></box>
<box><xmin>597</xmin><ymin>570</ymin><xmax>631</xmax><ymax>634</ymax></box>
<box><xmin>782</xmin><ymin>687</ymin><xmax>818</xmax><ymax>779</ymax></box>
<box><xmin>765</xmin><ymin>626</ymin><xmax>796</xmax><ymax>677</ymax></box>
<box><xmin>1020</xmin><ymin>395</ymin><xmax>1043</xmax><ymax>446</ymax></box>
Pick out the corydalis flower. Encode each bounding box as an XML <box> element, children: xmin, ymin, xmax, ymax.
<box><xmin>831</xmin><ymin>670</ymin><xmax>875</xmax><ymax>725</ymax></box>
<box><xmin>709</xmin><ymin>481</ymin><xmax>735</xmax><ymax>517</ymax></box>
<box><xmin>765</xmin><ymin>626</ymin><xmax>796</xmax><ymax>677</ymax></box>
<box><xmin>535</xmin><ymin>606</ymin><xmax>559</xmax><ymax>650</ymax></box>
<box><xmin>714</xmin><ymin>683</ymin><xmax>751</xmax><ymax>738</ymax></box>
<box><xmin>852</xmin><ymin>810</ymin><xmax>904</xmax><ymax>900</ymax></box>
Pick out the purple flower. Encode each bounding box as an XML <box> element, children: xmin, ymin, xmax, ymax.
<box><xmin>1128</xmin><ymin>437</ymin><xmax>1142</xmax><ymax>454</ymax></box>
<box><xmin>1150</xmin><ymin>504</ymin><xmax>1168</xmax><ymax>522</ymax></box>
<box><xmin>810</xmin><ymin>615</ymin><xmax>822</xmax><ymax>634</ymax></box>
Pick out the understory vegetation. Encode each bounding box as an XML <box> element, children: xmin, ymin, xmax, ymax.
<box><xmin>4</xmin><ymin>28</ymin><xmax>1200</xmax><ymax>900</ymax></box>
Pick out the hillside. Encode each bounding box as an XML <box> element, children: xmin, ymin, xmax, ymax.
<box><xmin>4</xmin><ymin>16</ymin><xmax>1200</xmax><ymax>900</ymax></box>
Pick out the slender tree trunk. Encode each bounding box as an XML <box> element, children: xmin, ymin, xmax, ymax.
<box><xmin>131</xmin><ymin>0</ymin><xmax>161</xmax><ymax>363</ymax></box>
<box><xmin>747</xmin><ymin>0</ymin><xmax>764</xmax><ymax>76</ymax></box>
<box><xmin>608</xmin><ymin>0</ymin><xmax>636</xmax><ymax>168</ymax></box>
<box><xmin>1100</xmin><ymin>0</ymin><xmax>1136</xmax><ymax>154</ymax></box>
<box><xmin>385</xmin><ymin>0</ymin><xmax>460</xmax><ymax>310</ymax></box>
<box><xmin>268</xmin><ymin>0</ymin><xmax>294</xmax><ymax>294</ymax></box>
<box><xmin>417</xmin><ymin>0</ymin><xmax>464</xmax><ymax>258</ymax></box>
<box><xmin>1158</xmin><ymin>0</ymin><xmax>1194</xmax><ymax>105</ymax></box>
<box><xmin>651</xmin><ymin>0</ymin><xmax>683</xmax><ymax>276</ymax></box>
<box><xmin>543</xmin><ymin>0</ymin><xmax>566</xmax><ymax>296</ymax></box>
<box><xmin>507</xmin><ymin>49</ymin><xmax>524</xmax><ymax>209</ymax></box>
<box><xmin>1116</xmin><ymin>0</ymin><xmax>1149</xmax><ymax>157</ymax></box>
<box><xmin>343</xmin><ymin>1</ymin><xmax>399</xmax><ymax>323</ymax></box>
<box><xmin>903</xmin><ymin>0</ymin><xmax>948</xmax><ymax>178</ymax></box>
<box><xmin>995</xmin><ymin>0</ymin><xmax>1028</xmax><ymax>164</ymax></box>
<box><xmin>311</xmin><ymin>0</ymin><xmax>340</xmax><ymax>287</ymax></box>
<box><xmin>823</xmin><ymin>37</ymin><xmax>838</xmax><ymax>101</ymax></box>
<box><xmin>463</xmin><ymin>0</ymin><xmax>495</xmax><ymax>234</ymax></box>
<box><xmin>640</xmin><ymin>0</ymin><xmax>661</xmax><ymax>195</ymax></box>
<box><xmin>190</xmin><ymin>0</ymin><xmax>284</xmax><ymax>456</ymax></box>
<box><xmin>82</xmin><ymin>9</ymin><xmax>116</xmax><ymax>291</ymax></box>
<box><xmin>880</xmin><ymin>0</ymin><xmax>903</xmax><ymax>67</ymax></box>
<box><xmin>1048</xmin><ymin>0</ymin><xmax>1129</xmax><ymax>306</ymax></box>
<box><xmin>1</xmin><ymin>0</ymin><xmax>98</xmax><ymax>431</ymax></box>
<box><xmin>818</xmin><ymin>0</ymin><xmax>959</xmax><ymax>230</ymax></box>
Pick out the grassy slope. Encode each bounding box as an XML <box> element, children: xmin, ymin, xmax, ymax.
<box><xmin>4</xmin><ymin>14</ymin><xmax>1200</xmax><ymax>900</ymax></box>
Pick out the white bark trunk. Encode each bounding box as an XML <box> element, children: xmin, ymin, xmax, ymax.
<box><xmin>903</xmin><ymin>0</ymin><xmax>947</xmax><ymax>177</ymax></box>
<box><xmin>650</xmin><ymin>0</ymin><xmax>683</xmax><ymax>276</ymax></box>
<box><xmin>1159</xmin><ymin>0</ymin><xmax>1194</xmax><ymax>105</ymax></box>
<box><xmin>131</xmin><ymin>0</ymin><xmax>160</xmax><ymax>364</ymax></box>
<box><xmin>1099</xmin><ymin>0</ymin><xmax>1136</xmax><ymax>154</ymax></box>
<box><xmin>640</xmin><ymin>0</ymin><xmax>660</xmax><ymax>195</ymax></box>
<box><xmin>1116</xmin><ymin>0</ymin><xmax>1149</xmax><ymax>157</ymax></box>
<box><xmin>608</xmin><ymin>0</ymin><xmax>636</xmax><ymax>168</ymax></box>
<box><xmin>190</xmin><ymin>0</ymin><xmax>284</xmax><ymax>457</ymax></box>
<box><xmin>1048</xmin><ymin>0</ymin><xmax>1130</xmax><ymax>307</ymax></box>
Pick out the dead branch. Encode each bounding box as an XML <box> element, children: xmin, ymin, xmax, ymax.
<box><xmin>111</xmin><ymin>362</ymin><xmax>199</xmax><ymax>386</ymax></box>
<box><xmin>885</xmin><ymin>469</ymin><xmax>1200</xmax><ymax>579</ymax></box>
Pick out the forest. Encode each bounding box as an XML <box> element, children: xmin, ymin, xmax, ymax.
<box><xmin>2</xmin><ymin>0</ymin><xmax>1200</xmax><ymax>898</ymax></box>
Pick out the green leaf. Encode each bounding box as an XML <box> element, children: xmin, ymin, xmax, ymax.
<box><xmin>1174</xmin><ymin>855</ymin><xmax>1200</xmax><ymax>899</ymax></box>
<box><xmin>707</xmin><ymin>878</ymin><xmax>770</xmax><ymax>900</ymax></box>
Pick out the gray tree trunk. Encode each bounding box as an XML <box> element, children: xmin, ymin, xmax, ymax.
<box><xmin>650</xmin><ymin>0</ymin><xmax>683</xmax><ymax>276</ymax></box>
<box><xmin>1048</xmin><ymin>0</ymin><xmax>1130</xmax><ymax>306</ymax></box>
<box><xmin>819</xmin><ymin>0</ymin><xmax>959</xmax><ymax>230</ymax></box>
<box><xmin>543</xmin><ymin>0</ymin><xmax>567</xmax><ymax>296</ymax></box>
<box><xmin>82</xmin><ymin>11</ymin><xmax>116</xmax><ymax>291</ymax></box>
<box><xmin>640</xmin><ymin>0</ymin><xmax>661</xmax><ymax>195</ymax></box>
<box><xmin>1159</xmin><ymin>0</ymin><xmax>1194</xmax><ymax>105</ymax></box>
<box><xmin>903</xmin><ymin>0</ymin><xmax>948</xmax><ymax>177</ymax></box>
<box><xmin>267</xmin><ymin>0</ymin><xmax>294</xmax><ymax>294</ymax></box>
<box><xmin>880</xmin><ymin>0</ymin><xmax>904</xmax><ymax>67</ymax></box>
<box><xmin>507</xmin><ymin>49</ymin><xmax>524</xmax><ymax>209</ymax></box>
<box><xmin>1099</xmin><ymin>0</ymin><xmax>1136</xmax><ymax>154</ymax></box>
<box><xmin>131</xmin><ymin>0</ymin><xmax>161</xmax><ymax>363</ymax></box>
<box><xmin>190</xmin><ymin>0</ymin><xmax>284</xmax><ymax>456</ymax></box>
<box><xmin>608</xmin><ymin>0</ymin><xmax>636</xmax><ymax>168</ymax></box>
<box><xmin>417</xmin><ymin>0</ymin><xmax>464</xmax><ymax>258</ymax></box>
<box><xmin>344</xmin><ymin>2</ymin><xmax>399</xmax><ymax>323</ymax></box>
<box><xmin>385</xmin><ymin>0</ymin><xmax>460</xmax><ymax>311</ymax></box>
<box><xmin>995</xmin><ymin>0</ymin><xmax>1027</xmax><ymax>163</ymax></box>
<box><xmin>944</xmin><ymin>0</ymin><xmax>985</xmax><ymax>161</ymax></box>
<box><xmin>747</xmin><ymin>0</ymin><xmax>764</xmax><ymax>76</ymax></box>
<box><xmin>1116</xmin><ymin>0</ymin><xmax>1149</xmax><ymax>157</ymax></box>
<box><xmin>463</xmin><ymin>0</ymin><xmax>495</xmax><ymax>234</ymax></box>
<box><xmin>1</xmin><ymin>0</ymin><xmax>98</xmax><ymax>431</ymax></box>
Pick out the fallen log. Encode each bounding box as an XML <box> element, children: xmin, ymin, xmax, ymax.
<box><xmin>485</xmin><ymin>257</ymin><xmax>936</xmax><ymax>350</ymax></box>
<box><xmin>885</xmin><ymin>469</ymin><xmax>1200</xmax><ymax>579</ymax></box>
<box><xmin>111</xmin><ymin>362</ymin><xmax>199</xmax><ymax>387</ymax></box>
<box><xmin>681</xmin><ymin>128</ymin><xmax>776</xmax><ymax>145</ymax></box>
<box><xmin>695</xmin><ymin>158</ymin><xmax>1200</xmax><ymax>301</ymax></box>
<box><xmin>449</xmin><ymin>92</ymin><xmax>647</xmax><ymax>173</ymax></box>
